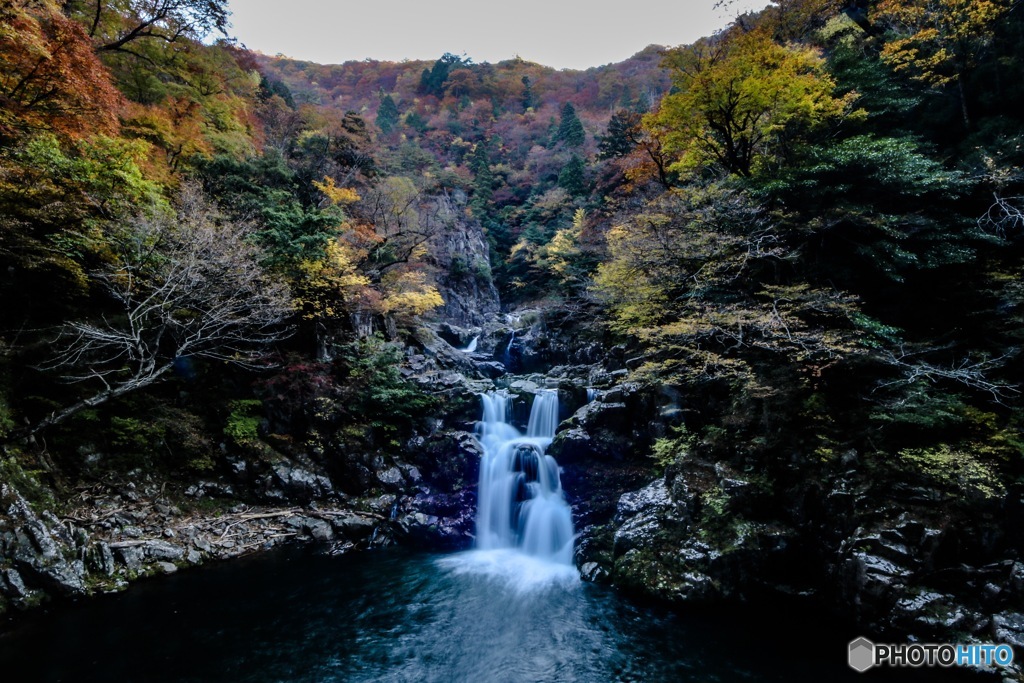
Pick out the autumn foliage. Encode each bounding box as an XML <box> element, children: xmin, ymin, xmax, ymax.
<box><xmin>0</xmin><ymin>0</ymin><xmax>1022</xmax><ymax>515</ymax></box>
<box><xmin>0</xmin><ymin>0</ymin><xmax>121</xmax><ymax>141</ymax></box>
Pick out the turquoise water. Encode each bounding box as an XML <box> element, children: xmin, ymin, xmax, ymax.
<box><xmin>0</xmin><ymin>547</ymin><xmax>985</xmax><ymax>682</ymax></box>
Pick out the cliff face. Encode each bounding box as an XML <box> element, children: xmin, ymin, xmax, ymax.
<box><xmin>424</xmin><ymin>190</ymin><xmax>500</xmax><ymax>328</ymax></box>
<box><xmin>559</xmin><ymin>379</ymin><xmax>1024</xmax><ymax>656</ymax></box>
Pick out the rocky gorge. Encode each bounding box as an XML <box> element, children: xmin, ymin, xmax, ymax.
<box><xmin>4</xmin><ymin>298</ymin><xmax>1024</xmax><ymax>682</ymax></box>
<box><xmin>0</xmin><ymin>174</ymin><xmax>1019</xmax><ymax>682</ymax></box>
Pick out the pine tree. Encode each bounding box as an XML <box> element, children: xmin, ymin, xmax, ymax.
<box><xmin>557</xmin><ymin>102</ymin><xmax>586</xmax><ymax>147</ymax></box>
<box><xmin>598</xmin><ymin>110</ymin><xmax>642</xmax><ymax>159</ymax></box>
<box><xmin>521</xmin><ymin>75</ymin><xmax>535</xmax><ymax>111</ymax></box>
<box><xmin>558</xmin><ymin>155</ymin><xmax>587</xmax><ymax>196</ymax></box>
<box><xmin>470</xmin><ymin>141</ymin><xmax>493</xmax><ymax>214</ymax></box>
<box><xmin>403</xmin><ymin>111</ymin><xmax>428</xmax><ymax>134</ymax></box>
<box><xmin>376</xmin><ymin>94</ymin><xmax>400</xmax><ymax>134</ymax></box>
<box><xmin>417</xmin><ymin>53</ymin><xmax>470</xmax><ymax>98</ymax></box>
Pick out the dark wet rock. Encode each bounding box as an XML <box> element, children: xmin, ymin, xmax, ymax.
<box><xmin>111</xmin><ymin>544</ymin><xmax>144</xmax><ymax>571</ymax></box>
<box><xmin>282</xmin><ymin>516</ymin><xmax>305</xmax><ymax>531</ymax></box>
<box><xmin>139</xmin><ymin>540</ymin><xmax>185</xmax><ymax>563</ymax></box>
<box><xmin>376</xmin><ymin>466</ymin><xmax>405</xmax><ymax>490</ymax></box>
<box><xmin>268</xmin><ymin>463</ymin><xmax>334</xmax><ymax>503</ymax></box>
<box><xmin>329</xmin><ymin>513</ymin><xmax>379</xmax><ymax>542</ymax></box>
<box><xmin>359</xmin><ymin>494</ymin><xmax>399</xmax><ymax>518</ymax></box>
<box><xmin>399</xmin><ymin>463</ymin><xmax>422</xmax><ymax>486</ymax></box>
<box><xmin>843</xmin><ymin>551</ymin><xmax>913</xmax><ymax>601</ymax></box>
<box><xmin>0</xmin><ymin>568</ymin><xmax>29</xmax><ymax>599</ymax></box>
<box><xmin>20</xmin><ymin>520</ymin><xmax>61</xmax><ymax>562</ymax></box>
<box><xmin>406</xmin><ymin>325</ymin><xmax>509</xmax><ymax>399</ymax></box>
<box><xmin>16</xmin><ymin>559</ymin><xmax>87</xmax><ymax>597</ymax></box>
<box><xmin>852</xmin><ymin>534</ymin><xmax>917</xmax><ymax>567</ymax></box>
<box><xmin>485</xmin><ymin>308</ymin><xmax>603</xmax><ymax>375</ymax></box>
<box><xmin>84</xmin><ymin>542</ymin><xmax>116</xmax><ymax>576</ymax></box>
<box><xmin>1</xmin><ymin>484</ymin><xmax>89</xmax><ymax>598</ymax></box>
<box><xmin>612</xmin><ymin>480</ymin><xmax>678</xmax><ymax>555</ymax></box>
<box><xmin>549</xmin><ymin>391</ymin><xmax>662</xmax><ymax>529</ymax></box>
<box><xmin>615</xmin><ymin>479</ymin><xmax>674</xmax><ymax>522</ymax></box>
<box><xmin>397</xmin><ymin>490</ymin><xmax>475</xmax><ymax>550</ymax></box>
<box><xmin>579</xmin><ymin>562</ymin><xmax>605</xmax><ymax>582</ymax></box>
<box><xmin>552</xmin><ymin>382</ymin><xmax>663</xmax><ymax>469</ymax></box>
<box><xmin>184</xmin><ymin>480</ymin><xmax>235</xmax><ymax>499</ymax></box>
<box><xmin>507</xmin><ymin>377</ymin><xmax>545</xmax><ymax>395</ymax></box>
<box><xmin>410</xmin><ymin>326</ymin><xmax>478</xmax><ymax>376</ymax></box>
<box><xmin>436</xmin><ymin>322</ymin><xmax>481</xmax><ymax>350</ymax></box>
<box><xmin>295</xmin><ymin>517</ymin><xmax>334</xmax><ymax>542</ymax></box>
<box><xmin>474</xmin><ymin>361</ymin><xmax>507</xmax><ymax>378</ymax></box>
<box><xmin>892</xmin><ymin>590</ymin><xmax>957</xmax><ymax>628</ymax></box>
<box><xmin>407</xmin><ymin>430</ymin><xmax>483</xmax><ymax>493</ymax></box>
<box><xmin>994</xmin><ymin>612</ymin><xmax>1024</xmax><ymax>648</ymax></box>
<box><xmin>614</xmin><ymin>546</ymin><xmax>719</xmax><ymax>602</ymax></box>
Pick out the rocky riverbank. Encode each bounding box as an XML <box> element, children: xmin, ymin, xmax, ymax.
<box><xmin>1</xmin><ymin>478</ymin><xmax>400</xmax><ymax>613</ymax></box>
<box><xmin>4</xmin><ymin>304</ymin><xmax>1024</xmax><ymax>683</ymax></box>
<box><xmin>557</xmin><ymin>380</ymin><xmax>1024</xmax><ymax>680</ymax></box>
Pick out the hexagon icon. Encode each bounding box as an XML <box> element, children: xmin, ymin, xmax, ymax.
<box><xmin>848</xmin><ymin>637</ymin><xmax>875</xmax><ymax>672</ymax></box>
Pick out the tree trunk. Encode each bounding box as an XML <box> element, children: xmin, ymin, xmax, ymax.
<box><xmin>958</xmin><ymin>73</ymin><xmax>971</xmax><ymax>130</ymax></box>
<box><xmin>19</xmin><ymin>364</ymin><xmax>173</xmax><ymax>439</ymax></box>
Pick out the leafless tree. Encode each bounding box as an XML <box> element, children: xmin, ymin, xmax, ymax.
<box><xmin>30</xmin><ymin>184</ymin><xmax>293</xmax><ymax>434</ymax></box>
<box><xmin>876</xmin><ymin>346</ymin><xmax>1019</xmax><ymax>404</ymax></box>
<box><xmin>978</xmin><ymin>193</ymin><xmax>1024</xmax><ymax>238</ymax></box>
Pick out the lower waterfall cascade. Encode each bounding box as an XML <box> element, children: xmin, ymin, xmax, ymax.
<box><xmin>474</xmin><ymin>390</ymin><xmax>575</xmax><ymax>565</ymax></box>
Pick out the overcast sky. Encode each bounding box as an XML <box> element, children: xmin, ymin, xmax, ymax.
<box><xmin>227</xmin><ymin>0</ymin><xmax>773</xmax><ymax>70</ymax></box>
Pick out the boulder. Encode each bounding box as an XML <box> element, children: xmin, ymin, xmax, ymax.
<box><xmin>0</xmin><ymin>568</ymin><xmax>30</xmax><ymax>599</ymax></box>
<box><xmin>1</xmin><ymin>484</ymin><xmax>89</xmax><ymax>598</ymax></box>
<box><xmin>407</xmin><ymin>430</ymin><xmax>483</xmax><ymax>493</ymax></box>
<box><xmin>301</xmin><ymin>517</ymin><xmax>335</xmax><ymax>542</ymax></box>
<box><xmin>396</xmin><ymin>490</ymin><xmax>475</xmax><ymax>550</ymax></box>
<box><xmin>376</xmin><ymin>466</ymin><xmax>405</xmax><ymax>490</ymax></box>
<box><xmin>84</xmin><ymin>542</ymin><xmax>116</xmax><ymax>576</ymax></box>
<box><xmin>330</xmin><ymin>513</ymin><xmax>378</xmax><ymax>542</ymax></box>
<box><xmin>268</xmin><ymin>462</ymin><xmax>334</xmax><ymax>503</ymax></box>
<box><xmin>139</xmin><ymin>540</ymin><xmax>185</xmax><ymax>563</ymax></box>
<box><xmin>994</xmin><ymin>612</ymin><xmax>1024</xmax><ymax>648</ymax></box>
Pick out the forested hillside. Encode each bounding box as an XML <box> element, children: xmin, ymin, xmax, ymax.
<box><xmin>261</xmin><ymin>0</ymin><xmax>1024</xmax><ymax>524</ymax></box>
<box><xmin>2</xmin><ymin>0</ymin><xmax>1024</xmax><ymax>655</ymax></box>
<box><xmin>0</xmin><ymin>0</ymin><xmax>458</xmax><ymax>466</ymax></box>
<box><xmin>256</xmin><ymin>47</ymin><xmax>672</xmax><ymax>298</ymax></box>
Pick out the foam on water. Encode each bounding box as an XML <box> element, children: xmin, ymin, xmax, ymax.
<box><xmin>471</xmin><ymin>390</ymin><xmax>577</xmax><ymax>576</ymax></box>
<box><xmin>437</xmin><ymin>548</ymin><xmax>580</xmax><ymax>593</ymax></box>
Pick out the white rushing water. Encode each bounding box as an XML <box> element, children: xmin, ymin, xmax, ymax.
<box><xmin>459</xmin><ymin>335</ymin><xmax>479</xmax><ymax>353</ymax></box>
<box><xmin>473</xmin><ymin>390</ymin><xmax>575</xmax><ymax>568</ymax></box>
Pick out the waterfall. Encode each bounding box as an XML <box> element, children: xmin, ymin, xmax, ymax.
<box><xmin>474</xmin><ymin>390</ymin><xmax>574</xmax><ymax>565</ymax></box>
<box><xmin>459</xmin><ymin>335</ymin><xmax>479</xmax><ymax>353</ymax></box>
<box><xmin>586</xmin><ymin>388</ymin><xmax>597</xmax><ymax>402</ymax></box>
<box><xmin>501</xmin><ymin>331</ymin><xmax>515</xmax><ymax>369</ymax></box>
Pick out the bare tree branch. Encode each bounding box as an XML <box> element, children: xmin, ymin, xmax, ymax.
<box><xmin>29</xmin><ymin>184</ymin><xmax>292</xmax><ymax>435</ymax></box>
<box><xmin>93</xmin><ymin>0</ymin><xmax>229</xmax><ymax>52</ymax></box>
<box><xmin>876</xmin><ymin>346</ymin><xmax>1020</xmax><ymax>403</ymax></box>
<box><xmin>978</xmin><ymin>193</ymin><xmax>1024</xmax><ymax>238</ymax></box>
